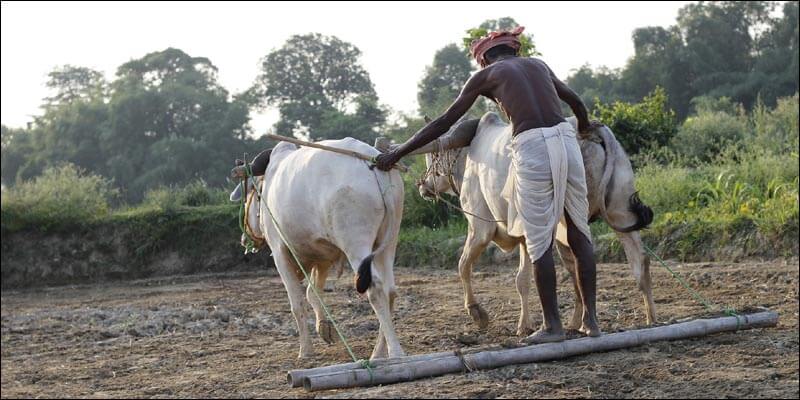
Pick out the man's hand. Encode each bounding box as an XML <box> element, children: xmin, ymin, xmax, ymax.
<box><xmin>374</xmin><ymin>151</ymin><xmax>401</xmax><ymax>171</ymax></box>
<box><xmin>579</xmin><ymin>119</ymin><xmax>603</xmax><ymax>134</ymax></box>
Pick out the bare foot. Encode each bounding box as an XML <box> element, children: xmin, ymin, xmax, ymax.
<box><xmin>521</xmin><ymin>327</ymin><xmax>566</xmax><ymax>344</ymax></box>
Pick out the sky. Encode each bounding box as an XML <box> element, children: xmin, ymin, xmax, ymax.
<box><xmin>1</xmin><ymin>1</ymin><xmax>691</xmax><ymax>134</ymax></box>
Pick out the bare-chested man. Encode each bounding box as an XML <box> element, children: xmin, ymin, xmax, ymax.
<box><xmin>375</xmin><ymin>26</ymin><xmax>601</xmax><ymax>343</ymax></box>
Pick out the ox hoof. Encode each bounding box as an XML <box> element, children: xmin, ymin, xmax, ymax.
<box><xmin>467</xmin><ymin>304</ymin><xmax>490</xmax><ymax>330</ymax></box>
<box><xmin>579</xmin><ymin>323</ymin><xmax>602</xmax><ymax>338</ymax></box>
<box><xmin>317</xmin><ymin>320</ymin><xmax>336</xmax><ymax>344</ymax></box>
<box><xmin>516</xmin><ymin>324</ymin><xmax>535</xmax><ymax>337</ymax></box>
<box><xmin>298</xmin><ymin>349</ymin><xmax>315</xmax><ymax>359</ymax></box>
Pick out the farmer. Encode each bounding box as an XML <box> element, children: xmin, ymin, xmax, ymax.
<box><xmin>375</xmin><ymin>26</ymin><xmax>602</xmax><ymax>343</ymax></box>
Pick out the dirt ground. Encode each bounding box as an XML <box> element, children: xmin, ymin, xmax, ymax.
<box><xmin>2</xmin><ymin>258</ymin><xmax>798</xmax><ymax>398</ymax></box>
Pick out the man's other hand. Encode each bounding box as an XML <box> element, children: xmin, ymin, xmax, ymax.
<box><xmin>579</xmin><ymin>119</ymin><xmax>603</xmax><ymax>134</ymax></box>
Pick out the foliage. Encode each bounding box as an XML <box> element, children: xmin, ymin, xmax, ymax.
<box><xmin>250</xmin><ymin>33</ymin><xmax>385</xmax><ymax>141</ymax></box>
<box><xmin>461</xmin><ymin>17</ymin><xmax>540</xmax><ymax>59</ymax></box>
<box><xmin>1</xmin><ymin>163</ymin><xmax>118</xmax><ymax>231</ymax></box>
<box><xmin>567</xmin><ymin>1</ymin><xmax>799</xmax><ymax>119</ymax></box>
<box><xmin>1</xmin><ymin>48</ymin><xmax>256</xmax><ymax>202</ymax></box>
<box><xmin>593</xmin><ymin>87</ymin><xmax>678</xmax><ymax>154</ymax></box>
<box><xmin>671</xmin><ymin>110</ymin><xmax>749</xmax><ymax>164</ymax></box>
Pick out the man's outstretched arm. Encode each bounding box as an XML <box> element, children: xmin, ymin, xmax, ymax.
<box><xmin>375</xmin><ymin>71</ymin><xmax>487</xmax><ymax>170</ymax></box>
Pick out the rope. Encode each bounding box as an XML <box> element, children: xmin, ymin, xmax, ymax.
<box><xmin>643</xmin><ymin>244</ymin><xmax>742</xmax><ymax>329</ymax></box>
<box><xmin>434</xmin><ymin>193</ymin><xmax>506</xmax><ymax>223</ymax></box>
<box><xmin>242</xmin><ymin>166</ymin><xmax>375</xmax><ymax>380</ymax></box>
<box><xmin>238</xmin><ymin>163</ymin><xmax>258</xmax><ymax>254</ymax></box>
<box><xmin>418</xmin><ymin>145</ymin><xmax>504</xmax><ymax>224</ymax></box>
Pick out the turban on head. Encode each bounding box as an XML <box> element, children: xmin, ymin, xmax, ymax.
<box><xmin>469</xmin><ymin>26</ymin><xmax>525</xmax><ymax>67</ymax></box>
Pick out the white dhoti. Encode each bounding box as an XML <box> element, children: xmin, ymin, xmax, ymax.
<box><xmin>502</xmin><ymin>121</ymin><xmax>592</xmax><ymax>263</ymax></box>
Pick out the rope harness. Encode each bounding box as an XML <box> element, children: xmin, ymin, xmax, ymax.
<box><xmin>417</xmin><ymin>144</ymin><xmax>505</xmax><ymax>224</ymax></box>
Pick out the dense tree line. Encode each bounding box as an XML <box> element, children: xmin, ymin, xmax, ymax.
<box><xmin>2</xmin><ymin>1</ymin><xmax>797</xmax><ymax>202</ymax></box>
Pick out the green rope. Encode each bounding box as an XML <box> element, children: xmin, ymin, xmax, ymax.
<box><xmin>643</xmin><ymin>244</ymin><xmax>742</xmax><ymax>329</ymax></box>
<box><xmin>244</xmin><ymin>166</ymin><xmax>375</xmax><ymax>380</ymax></box>
<box><xmin>238</xmin><ymin>163</ymin><xmax>257</xmax><ymax>254</ymax></box>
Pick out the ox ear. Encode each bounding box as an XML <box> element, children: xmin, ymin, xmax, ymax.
<box><xmin>229</xmin><ymin>182</ymin><xmax>244</xmax><ymax>202</ymax></box>
<box><xmin>424</xmin><ymin>115</ymin><xmax>432</xmax><ymax>124</ymax></box>
<box><xmin>374</xmin><ymin>137</ymin><xmax>392</xmax><ymax>153</ymax></box>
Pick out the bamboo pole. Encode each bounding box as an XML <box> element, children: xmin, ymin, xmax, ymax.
<box><xmin>266</xmin><ymin>134</ymin><xmax>408</xmax><ymax>172</ymax></box>
<box><xmin>299</xmin><ymin>311</ymin><xmax>778</xmax><ymax>392</ymax></box>
<box><xmin>287</xmin><ymin>351</ymin><xmax>455</xmax><ymax>387</ymax></box>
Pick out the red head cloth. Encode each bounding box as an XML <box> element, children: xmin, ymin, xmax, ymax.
<box><xmin>470</xmin><ymin>26</ymin><xmax>525</xmax><ymax>67</ymax></box>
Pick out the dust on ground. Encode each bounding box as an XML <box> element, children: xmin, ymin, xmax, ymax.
<box><xmin>2</xmin><ymin>259</ymin><xmax>798</xmax><ymax>398</ymax></box>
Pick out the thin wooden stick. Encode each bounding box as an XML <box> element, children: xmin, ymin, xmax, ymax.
<box><xmin>299</xmin><ymin>311</ymin><xmax>778</xmax><ymax>391</ymax></box>
<box><xmin>266</xmin><ymin>134</ymin><xmax>408</xmax><ymax>172</ymax></box>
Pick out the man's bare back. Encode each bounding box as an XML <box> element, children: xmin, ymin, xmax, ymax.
<box><xmin>375</xmin><ymin>55</ymin><xmax>593</xmax><ymax>167</ymax></box>
<box><xmin>481</xmin><ymin>57</ymin><xmax>570</xmax><ymax>135</ymax></box>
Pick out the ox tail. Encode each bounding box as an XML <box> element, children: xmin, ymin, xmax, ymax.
<box><xmin>355</xmin><ymin>254</ymin><xmax>374</xmax><ymax>294</ymax></box>
<box><xmin>594</xmin><ymin>126</ymin><xmax>654</xmax><ymax>233</ymax></box>
<box><xmin>613</xmin><ymin>192</ymin><xmax>654</xmax><ymax>233</ymax></box>
<box><xmin>354</xmin><ymin>166</ymin><xmax>401</xmax><ymax>294</ymax></box>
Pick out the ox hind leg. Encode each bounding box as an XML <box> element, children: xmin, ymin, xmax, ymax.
<box><xmin>344</xmin><ymin>247</ymin><xmax>405</xmax><ymax>360</ymax></box>
<box><xmin>616</xmin><ymin>231</ymin><xmax>656</xmax><ymax>325</ymax></box>
<box><xmin>555</xmin><ymin>236</ymin><xmax>585</xmax><ymax>331</ymax></box>
<box><xmin>306</xmin><ymin>262</ymin><xmax>336</xmax><ymax>344</ymax></box>
<box><xmin>273</xmin><ymin>244</ymin><xmax>314</xmax><ymax>358</ymax></box>
<box><xmin>369</xmin><ymin>246</ymin><xmax>400</xmax><ymax>360</ymax></box>
<box><xmin>459</xmin><ymin>225</ymin><xmax>493</xmax><ymax>330</ymax></box>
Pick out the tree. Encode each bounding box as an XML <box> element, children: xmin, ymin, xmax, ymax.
<box><xmin>566</xmin><ymin>1</ymin><xmax>797</xmax><ymax>120</ymax></box>
<box><xmin>105</xmin><ymin>48</ymin><xmax>251</xmax><ymax>199</ymax></box>
<box><xmin>462</xmin><ymin>17</ymin><xmax>540</xmax><ymax>58</ymax></box>
<box><xmin>417</xmin><ymin>44</ymin><xmax>473</xmax><ymax>117</ymax></box>
<box><xmin>250</xmin><ymin>33</ymin><xmax>384</xmax><ymax>141</ymax></box>
<box><xmin>43</xmin><ymin>65</ymin><xmax>108</xmax><ymax>108</ymax></box>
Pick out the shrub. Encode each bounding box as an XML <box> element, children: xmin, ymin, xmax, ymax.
<box><xmin>751</xmin><ymin>93</ymin><xmax>799</xmax><ymax>155</ymax></box>
<box><xmin>671</xmin><ymin>111</ymin><xmax>749</xmax><ymax>164</ymax></box>
<box><xmin>1</xmin><ymin>163</ymin><xmax>118</xmax><ymax>231</ymax></box>
<box><xmin>593</xmin><ymin>87</ymin><xmax>678</xmax><ymax>155</ymax></box>
<box><xmin>143</xmin><ymin>179</ymin><xmax>228</xmax><ymax>211</ymax></box>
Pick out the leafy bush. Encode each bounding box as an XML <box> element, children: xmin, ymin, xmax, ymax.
<box><xmin>671</xmin><ymin>111</ymin><xmax>749</xmax><ymax>164</ymax></box>
<box><xmin>593</xmin><ymin>87</ymin><xmax>678</xmax><ymax>155</ymax></box>
<box><xmin>751</xmin><ymin>94</ymin><xmax>799</xmax><ymax>155</ymax></box>
<box><xmin>143</xmin><ymin>179</ymin><xmax>228</xmax><ymax>211</ymax></box>
<box><xmin>1</xmin><ymin>163</ymin><xmax>118</xmax><ymax>231</ymax></box>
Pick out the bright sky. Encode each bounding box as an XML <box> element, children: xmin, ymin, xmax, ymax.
<box><xmin>1</xmin><ymin>1</ymin><xmax>691</xmax><ymax>134</ymax></box>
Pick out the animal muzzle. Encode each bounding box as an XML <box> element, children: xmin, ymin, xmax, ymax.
<box><xmin>417</xmin><ymin>182</ymin><xmax>436</xmax><ymax>200</ymax></box>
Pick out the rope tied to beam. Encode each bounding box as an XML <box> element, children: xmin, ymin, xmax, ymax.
<box><xmin>644</xmin><ymin>244</ymin><xmax>743</xmax><ymax>330</ymax></box>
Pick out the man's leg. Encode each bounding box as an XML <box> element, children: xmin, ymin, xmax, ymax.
<box><xmin>523</xmin><ymin>240</ymin><xmax>566</xmax><ymax>344</ymax></box>
<box><xmin>564</xmin><ymin>211</ymin><xmax>601</xmax><ymax>336</ymax></box>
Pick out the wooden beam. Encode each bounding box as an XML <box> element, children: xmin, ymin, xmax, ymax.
<box><xmin>297</xmin><ymin>311</ymin><xmax>777</xmax><ymax>392</ymax></box>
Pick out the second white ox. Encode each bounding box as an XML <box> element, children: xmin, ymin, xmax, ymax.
<box><xmin>244</xmin><ymin>137</ymin><xmax>405</xmax><ymax>359</ymax></box>
<box><xmin>417</xmin><ymin>113</ymin><xmax>655</xmax><ymax>335</ymax></box>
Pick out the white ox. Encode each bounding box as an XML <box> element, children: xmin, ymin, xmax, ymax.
<box><xmin>241</xmin><ymin>137</ymin><xmax>405</xmax><ymax>359</ymax></box>
<box><xmin>417</xmin><ymin>113</ymin><xmax>655</xmax><ymax>335</ymax></box>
